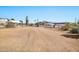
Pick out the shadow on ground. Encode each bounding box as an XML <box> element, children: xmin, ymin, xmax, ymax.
<box><xmin>61</xmin><ymin>34</ymin><xmax>79</xmax><ymax>39</ymax></box>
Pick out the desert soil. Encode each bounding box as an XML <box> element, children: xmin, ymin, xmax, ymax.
<box><xmin>0</xmin><ymin>27</ymin><xmax>79</xmax><ymax>52</ymax></box>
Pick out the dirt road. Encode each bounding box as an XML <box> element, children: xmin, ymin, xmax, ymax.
<box><xmin>0</xmin><ymin>27</ymin><xmax>79</xmax><ymax>52</ymax></box>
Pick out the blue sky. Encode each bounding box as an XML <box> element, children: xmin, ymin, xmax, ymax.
<box><xmin>0</xmin><ymin>6</ymin><xmax>79</xmax><ymax>23</ymax></box>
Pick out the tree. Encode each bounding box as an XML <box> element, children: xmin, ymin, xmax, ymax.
<box><xmin>11</xmin><ymin>18</ymin><xmax>15</xmax><ymax>20</ymax></box>
<box><xmin>25</xmin><ymin>16</ymin><xmax>29</xmax><ymax>26</ymax></box>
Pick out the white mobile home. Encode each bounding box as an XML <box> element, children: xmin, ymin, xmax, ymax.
<box><xmin>0</xmin><ymin>18</ymin><xmax>8</xmax><ymax>28</ymax></box>
<box><xmin>0</xmin><ymin>18</ymin><xmax>19</xmax><ymax>28</ymax></box>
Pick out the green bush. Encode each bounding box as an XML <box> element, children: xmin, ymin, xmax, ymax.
<box><xmin>70</xmin><ymin>28</ymin><xmax>79</xmax><ymax>34</ymax></box>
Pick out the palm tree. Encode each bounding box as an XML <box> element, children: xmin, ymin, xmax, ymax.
<box><xmin>25</xmin><ymin>16</ymin><xmax>29</xmax><ymax>26</ymax></box>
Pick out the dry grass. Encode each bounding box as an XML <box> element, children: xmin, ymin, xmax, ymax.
<box><xmin>0</xmin><ymin>27</ymin><xmax>79</xmax><ymax>52</ymax></box>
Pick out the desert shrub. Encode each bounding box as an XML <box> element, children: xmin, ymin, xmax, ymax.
<box><xmin>29</xmin><ymin>23</ymin><xmax>34</xmax><ymax>26</ymax></box>
<box><xmin>35</xmin><ymin>23</ymin><xmax>39</xmax><ymax>27</ymax></box>
<box><xmin>70</xmin><ymin>28</ymin><xmax>79</xmax><ymax>34</ymax></box>
<box><xmin>61</xmin><ymin>26</ymin><xmax>69</xmax><ymax>31</ymax></box>
<box><xmin>61</xmin><ymin>23</ymin><xmax>70</xmax><ymax>31</ymax></box>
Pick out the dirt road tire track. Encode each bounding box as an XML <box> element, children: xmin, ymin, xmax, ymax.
<box><xmin>0</xmin><ymin>27</ymin><xmax>79</xmax><ymax>51</ymax></box>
